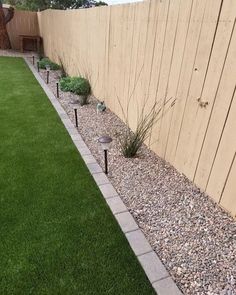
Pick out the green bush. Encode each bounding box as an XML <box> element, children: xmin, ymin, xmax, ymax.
<box><xmin>59</xmin><ymin>76</ymin><xmax>91</xmax><ymax>105</ymax></box>
<box><xmin>59</xmin><ymin>77</ymin><xmax>91</xmax><ymax>96</ymax></box>
<box><xmin>59</xmin><ymin>77</ymin><xmax>72</xmax><ymax>92</ymax></box>
<box><xmin>38</xmin><ymin>58</ymin><xmax>61</xmax><ymax>70</ymax></box>
<box><xmin>70</xmin><ymin>77</ymin><xmax>91</xmax><ymax>96</ymax></box>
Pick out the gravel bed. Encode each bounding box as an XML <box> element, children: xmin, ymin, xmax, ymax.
<box><xmin>31</xmin><ymin>59</ymin><xmax>236</xmax><ymax>295</ymax></box>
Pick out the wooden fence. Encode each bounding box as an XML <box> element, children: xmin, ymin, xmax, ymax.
<box><xmin>37</xmin><ymin>0</ymin><xmax>236</xmax><ymax>217</ymax></box>
<box><xmin>6</xmin><ymin>10</ymin><xmax>38</xmax><ymax>50</ymax></box>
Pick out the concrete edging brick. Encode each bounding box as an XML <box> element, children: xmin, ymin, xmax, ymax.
<box><xmin>24</xmin><ymin>57</ymin><xmax>183</xmax><ymax>295</ymax></box>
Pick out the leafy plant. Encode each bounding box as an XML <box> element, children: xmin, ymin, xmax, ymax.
<box><xmin>59</xmin><ymin>77</ymin><xmax>91</xmax><ymax>94</ymax></box>
<box><xmin>59</xmin><ymin>77</ymin><xmax>72</xmax><ymax>92</ymax></box>
<box><xmin>95</xmin><ymin>1</ymin><xmax>108</xmax><ymax>6</ymax></box>
<box><xmin>59</xmin><ymin>76</ymin><xmax>91</xmax><ymax>105</ymax></box>
<box><xmin>38</xmin><ymin>58</ymin><xmax>60</xmax><ymax>70</ymax></box>
<box><xmin>71</xmin><ymin>77</ymin><xmax>91</xmax><ymax>96</ymax></box>
<box><xmin>3</xmin><ymin>0</ymin><xmax>108</xmax><ymax>11</ymax></box>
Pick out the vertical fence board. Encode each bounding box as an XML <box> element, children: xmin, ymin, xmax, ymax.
<box><xmin>131</xmin><ymin>1</ymin><xmax>151</xmax><ymax>128</ymax></box>
<box><xmin>220</xmin><ymin>154</ymin><xmax>236</xmax><ymax>217</ymax></box>
<box><xmin>194</xmin><ymin>24</ymin><xmax>236</xmax><ymax>190</ymax></box>
<box><xmin>206</xmin><ymin>90</ymin><xmax>236</xmax><ymax>203</ymax></box>
<box><xmin>140</xmin><ymin>0</ymin><xmax>160</xmax><ymax>120</ymax></box>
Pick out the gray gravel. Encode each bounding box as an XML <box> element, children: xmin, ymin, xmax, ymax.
<box><xmin>36</xmin><ymin>62</ymin><xmax>236</xmax><ymax>295</ymax></box>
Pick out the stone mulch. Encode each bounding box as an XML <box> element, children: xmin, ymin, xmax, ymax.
<box><xmin>1</xmin><ymin>51</ymin><xmax>235</xmax><ymax>295</ymax></box>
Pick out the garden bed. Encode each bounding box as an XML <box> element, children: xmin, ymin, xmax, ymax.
<box><xmin>35</xmin><ymin>58</ymin><xmax>236</xmax><ymax>295</ymax></box>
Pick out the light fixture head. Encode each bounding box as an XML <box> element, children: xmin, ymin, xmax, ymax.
<box><xmin>98</xmin><ymin>135</ymin><xmax>112</xmax><ymax>150</ymax></box>
<box><xmin>45</xmin><ymin>64</ymin><xmax>50</xmax><ymax>71</ymax></box>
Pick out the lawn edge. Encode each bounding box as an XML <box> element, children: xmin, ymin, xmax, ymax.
<box><xmin>24</xmin><ymin>56</ymin><xmax>183</xmax><ymax>295</ymax></box>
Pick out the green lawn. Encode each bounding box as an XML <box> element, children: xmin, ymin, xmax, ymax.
<box><xmin>0</xmin><ymin>57</ymin><xmax>155</xmax><ymax>295</ymax></box>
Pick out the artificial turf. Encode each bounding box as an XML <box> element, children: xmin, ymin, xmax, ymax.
<box><xmin>0</xmin><ymin>57</ymin><xmax>155</xmax><ymax>295</ymax></box>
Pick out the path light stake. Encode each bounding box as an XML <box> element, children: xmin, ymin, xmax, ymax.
<box><xmin>32</xmin><ymin>55</ymin><xmax>35</xmax><ymax>65</ymax></box>
<box><xmin>98</xmin><ymin>136</ymin><xmax>113</xmax><ymax>175</ymax></box>
<box><xmin>74</xmin><ymin>107</ymin><xmax>78</xmax><ymax>128</ymax></box>
<box><xmin>45</xmin><ymin>64</ymin><xmax>50</xmax><ymax>84</ymax></box>
<box><xmin>56</xmin><ymin>82</ymin><xmax>59</xmax><ymax>98</ymax></box>
<box><xmin>37</xmin><ymin>61</ymin><xmax>40</xmax><ymax>72</ymax></box>
<box><xmin>46</xmin><ymin>71</ymin><xmax>49</xmax><ymax>84</ymax></box>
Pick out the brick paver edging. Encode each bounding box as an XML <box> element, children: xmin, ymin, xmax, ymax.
<box><xmin>24</xmin><ymin>57</ymin><xmax>183</xmax><ymax>295</ymax></box>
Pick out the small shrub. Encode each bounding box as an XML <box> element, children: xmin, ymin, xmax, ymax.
<box><xmin>59</xmin><ymin>76</ymin><xmax>91</xmax><ymax>105</ymax></box>
<box><xmin>38</xmin><ymin>58</ymin><xmax>61</xmax><ymax>70</ymax></box>
<box><xmin>70</xmin><ymin>77</ymin><xmax>91</xmax><ymax>96</ymax></box>
<box><xmin>59</xmin><ymin>77</ymin><xmax>72</xmax><ymax>92</ymax></box>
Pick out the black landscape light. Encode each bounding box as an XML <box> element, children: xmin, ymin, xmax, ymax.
<box><xmin>98</xmin><ymin>136</ymin><xmax>112</xmax><ymax>175</ymax></box>
<box><xmin>32</xmin><ymin>55</ymin><xmax>35</xmax><ymax>65</ymax></box>
<box><xmin>56</xmin><ymin>82</ymin><xmax>59</xmax><ymax>98</ymax></box>
<box><xmin>37</xmin><ymin>61</ymin><xmax>40</xmax><ymax>72</ymax></box>
<box><xmin>74</xmin><ymin>107</ymin><xmax>78</xmax><ymax>128</ymax></box>
<box><xmin>45</xmin><ymin>64</ymin><xmax>50</xmax><ymax>84</ymax></box>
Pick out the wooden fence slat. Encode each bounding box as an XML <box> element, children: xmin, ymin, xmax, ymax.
<box><xmin>206</xmin><ymin>89</ymin><xmax>236</xmax><ymax>203</ymax></box>
<box><xmin>140</xmin><ymin>0</ymin><xmax>160</xmax><ymax>121</ymax></box>
<box><xmin>121</xmin><ymin>3</ymin><xmax>136</xmax><ymax>123</ymax></box>
<box><xmin>194</xmin><ymin>23</ymin><xmax>236</xmax><ymax>190</ymax></box>
<box><xmin>131</xmin><ymin>1</ymin><xmax>152</xmax><ymax>126</ymax></box>
<box><xmin>220</xmin><ymin>153</ymin><xmax>236</xmax><ymax>217</ymax></box>
<box><xmin>125</xmin><ymin>2</ymin><xmax>148</xmax><ymax>130</ymax></box>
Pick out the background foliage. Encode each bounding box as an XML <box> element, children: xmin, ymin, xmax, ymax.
<box><xmin>2</xmin><ymin>0</ymin><xmax>107</xmax><ymax>11</ymax></box>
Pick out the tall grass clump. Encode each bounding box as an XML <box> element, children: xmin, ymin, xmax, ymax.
<box><xmin>116</xmin><ymin>65</ymin><xmax>176</xmax><ymax>158</ymax></box>
<box><xmin>118</xmin><ymin>97</ymin><xmax>175</xmax><ymax>158</ymax></box>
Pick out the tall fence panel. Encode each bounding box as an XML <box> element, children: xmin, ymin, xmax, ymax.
<box><xmin>7</xmin><ymin>10</ymin><xmax>39</xmax><ymax>50</ymax></box>
<box><xmin>37</xmin><ymin>0</ymin><xmax>236</xmax><ymax>217</ymax></box>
